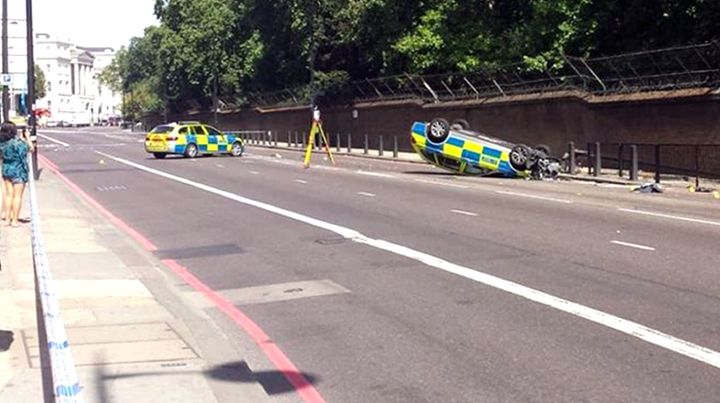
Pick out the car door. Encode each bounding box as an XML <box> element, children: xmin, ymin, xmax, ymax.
<box><xmin>206</xmin><ymin>126</ymin><xmax>226</xmax><ymax>153</ymax></box>
<box><xmin>192</xmin><ymin>125</ymin><xmax>209</xmax><ymax>153</ymax></box>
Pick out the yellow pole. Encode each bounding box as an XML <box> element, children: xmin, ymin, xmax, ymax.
<box><xmin>303</xmin><ymin>121</ymin><xmax>317</xmax><ymax>168</ymax></box>
<box><xmin>317</xmin><ymin>122</ymin><xmax>336</xmax><ymax>165</ymax></box>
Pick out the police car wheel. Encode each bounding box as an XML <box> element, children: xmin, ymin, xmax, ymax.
<box><xmin>231</xmin><ymin>142</ymin><xmax>244</xmax><ymax>157</ymax></box>
<box><xmin>153</xmin><ymin>153</ymin><xmax>166</xmax><ymax>159</ymax></box>
<box><xmin>427</xmin><ymin>118</ymin><xmax>450</xmax><ymax>144</ymax></box>
<box><xmin>510</xmin><ymin>145</ymin><xmax>531</xmax><ymax>170</ymax></box>
<box><xmin>185</xmin><ymin>143</ymin><xmax>198</xmax><ymax>158</ymax></box>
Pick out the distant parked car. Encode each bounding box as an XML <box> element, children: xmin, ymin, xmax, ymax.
<box><xmin>410</xmin><ymin>118</ymin><xmax>560</xmax><ymax>179</ymax></box>
<box><xmin>145</xmin><ymin>121</ymin><xmax>245</xmax><ymax>159</ymax></box>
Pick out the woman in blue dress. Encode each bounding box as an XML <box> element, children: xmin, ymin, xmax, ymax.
<box><xmin>1</xmin><ymin>122</ymin><xmax>34</xmax><ymax>227</ymax></box>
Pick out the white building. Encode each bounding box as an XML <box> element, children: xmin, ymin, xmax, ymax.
<box><xmin>2</xmin><ymin>18</ymin><xmax>29</xmax><ymax>118</ymax></box>
<box><xmin>33</xmin><ymin>33</ymin><xmax>121</xmax><ymax>126</ymax></box>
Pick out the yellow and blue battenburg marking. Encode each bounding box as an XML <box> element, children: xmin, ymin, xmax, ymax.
<box><xmin>170</xmin><ymin>134</ymin><xmax>239</xmax><ymax>154</ymax></box>
<box><xmin>410</xmin><ymin>122</ymin><xmax>520</xmax><ymax>176</ymax></box>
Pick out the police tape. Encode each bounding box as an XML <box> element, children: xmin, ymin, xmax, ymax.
<box><xmin>27</xmin><ymin>157</ymin><xmax>84</xmax><ymax>402</ymax></box>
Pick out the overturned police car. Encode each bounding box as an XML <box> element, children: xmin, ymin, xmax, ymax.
<box><xmin>410</xmin><ymin>118</ymin><xmax>561</xmax><ymax>179</ymax></box>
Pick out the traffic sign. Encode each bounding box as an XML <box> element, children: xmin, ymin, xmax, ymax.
<box><xmin>0</xmin><ymin>74</ymin><xmax>12</xmax><ymax>86</ymax></box>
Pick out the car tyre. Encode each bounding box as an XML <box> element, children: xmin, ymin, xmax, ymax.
<box><xmin>184</xmin><ymin>143</ymin><xmax>199</xmax><ymax>158</ymax></box>
<box><xmin>153</xmin><ymin>153</ymin><xmax>167</xmax><ymax>159</ymax></box>
<box><xmin>427</xmin><ymin>118</ymin><xmax>450</xmax><ymax>144</ymax></box>
<box><xmin>450</xmin><ymin>118</ymin><xmax>470</xmax><ymax>131</ymax></box>
<box><xmin>231</xmin><ymin>142</ymin><xmax>244</xmax><ymax>157</ymax></box>
<box><xmin>510</xmin><ymin>144</ymin><xmax>532</xmax><ymax>170</ymax></box>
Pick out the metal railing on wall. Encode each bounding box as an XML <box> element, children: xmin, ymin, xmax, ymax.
<box><xmin>244</xmin><ymin>41</ymin><xmax>720</xmax><ymax>108</ymax></box>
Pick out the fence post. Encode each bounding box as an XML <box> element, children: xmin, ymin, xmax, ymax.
<box><xmin>364</xmin><ymin>134</ymin><xmax>369</xmax><ymax>155</ymax></box>
<box><xmin>336</xmin><ymin>133</ymin><xmax>341</xmax><ymax>152</ymax></box>
<box><xmin>618</xmin><ymin>143</ymin><xmax>624</xmax><ymax>178</ymax></box>
<box><xmin>379</xmin><ymin>135</ymin><xmax>384</xmax><ymax>156</ymax></box>
<box><xmin>594</xmin><ymin>142</ymin><xmax>601</xmax><ymax>177</ymax></box>
<box><xmin>393</xmin><ymin>135</ymin><xmax>398</xmax><ymax>158</ymax></box>
<box><xmin>630</xmin><ymin>145</ymin><xmax>638</xmax><ymax>181</ymax></box>
<box><xmin>568</xmin><ymin>141</ymin><xmax>576</xmax><ymax>173</ymax></box>
<box><xmin>347</xmin><ymin>133</ymin><xmax>352</xmax><ymax>153</ymax></box>
<box><xmin>587</xmin><ymin>142</ymin><xmax>593</xmax><ymax>175</ymax></box>
<box><xmin>654</xmin><ymin>145</ymin><xmax>661</xmax><ymax>184</ymax></box>
<box><xmin>695</xmin><ymin>144</ymin><xmax>700</xmax><ymax>189</ymax></box>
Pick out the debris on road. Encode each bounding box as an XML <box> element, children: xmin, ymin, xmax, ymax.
<box><xmin>632</xmin><ymin>183</ymin><xmax>664</xmax><ymax>193</ymax></box>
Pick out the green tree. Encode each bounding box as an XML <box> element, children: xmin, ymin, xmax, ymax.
<box><xmin>34</xmin><ymin>65</ymin><xmax>47</xmax><ymax>100</ymax></box>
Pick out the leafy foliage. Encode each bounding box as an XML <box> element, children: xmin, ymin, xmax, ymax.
<box><xmin>114</xmin><ymin>0</ymin><xmax>720</xmax><ymax>115</ymax></box>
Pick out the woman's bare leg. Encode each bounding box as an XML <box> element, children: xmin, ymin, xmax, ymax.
<box><xmin>2</xmin><ymin>180</ymin><xmax>12</xmax><ymax>222</ymax></box>
<box><xmin>9</xmin><ymin>182</ymin><xmax>26</xmax><ymax>226</ymax></box>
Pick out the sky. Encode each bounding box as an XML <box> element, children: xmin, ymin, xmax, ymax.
<box><xmin>7</xmin><ymin>0</ymin><xmax>159</xmax><ymax>50</ymax></box>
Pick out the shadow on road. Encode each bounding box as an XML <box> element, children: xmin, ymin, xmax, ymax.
<box><xmin>207</xmin><ymin>361</ymin><xmax>320</xmax><ymax>396</ymax></box>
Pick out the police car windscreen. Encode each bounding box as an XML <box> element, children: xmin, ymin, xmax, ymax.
<box><xmin>150</xmin><ymin>125</ymin><xmax>174</xmax><ymax>134</ymax></box>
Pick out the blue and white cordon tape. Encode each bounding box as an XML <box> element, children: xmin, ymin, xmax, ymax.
<box><xmin>28</xmin><ymin>156</ymin><xmax>84</xmax><ymax>402</ymax></box>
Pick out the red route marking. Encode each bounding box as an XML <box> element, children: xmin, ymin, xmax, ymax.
<box><xmin>38</xmin><ymin>154</ymin><xmax>326</xmax><ymax>403</ymax></box>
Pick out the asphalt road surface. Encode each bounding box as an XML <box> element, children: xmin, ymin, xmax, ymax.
<box><xmin>36</xmin><ymin>127</ymin><xmax>720</xmax><ymax>402</ymax></box>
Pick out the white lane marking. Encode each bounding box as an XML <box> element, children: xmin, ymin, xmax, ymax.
<box><xmin>249</xmin><ymin>170</ymin><xmax>259</xmax><ymax>175</ymax></box>
<box><xmin>216</xmin><ymin>164</ymin><xmax>225</xmax><ymax>168</ymax></box>
<box><xmin>357</xmin><ymin>192</ymin><xmax>376</xmax><ymax>197</ymax></box>
<box><xmin>495</xmin><ymin>190</ymin><xmax>573</xmax><ymax>204</ymax></box>
<box><xmin>618</xmin><ymin>208</ymin><xmax>720</xmax><ymax>227</ymax></box>
<box><xmin>356</xmin><ymin>170</ymin><xmax>395</xmax><ymax>178</ymax></box>
<box><xmin>38</xmin><ymin>133</ymin><xmax>70</xmax><ymax>147</ymax></box>
<box><xmin>414</xmin><ymin>179</ymin><xmax>469</xmax><ymax>189</ymax></box>
<box><xmin>295</xmin><ymin>179</ymin><xmax>308</xmax><ymax>184</ymax></box>
<box><xmin>95</xmin><ymin>150</ymin><xmax>720</xmax><ymax>370</ymax></box>
<box><xmin>450</xmin><ymin>209</ymin><xmax>478</xmax><ymax>217</ymax></box>
<box><xmin>610</xmin><ymin>240</ymin><xmax>656</xmax><ymax>251</ymax></box>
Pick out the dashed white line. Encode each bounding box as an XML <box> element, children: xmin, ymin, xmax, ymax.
<box><xmin>495</xmin><ymin>190</ymin><xmax>573</xmax><ymax>204</ymax></box>
<box><xmin>357</xmin><ymin>192</ymin><xmax>376</xmax><ymax>197</ymax></box>
<box><xmin>618</xmin><ymin>208</ymin><xmax>720</xmax><ymax>227</ymax></box>
<box><xmin>38</xmin><ymin>133</ymin><xmax>70</xmax><ymax>147</ymax></box>
<box><xmin>216</xmin><ymin>164</ymin><xmax>225</xmax><ymax>168</ymax></box>
<box><xmin>450</xmin><ymin>209</ymin><xmax>478</xmax><ymax>217</ymax></box>
<box><xmin>414</xmin><ymin>179</ymin><xmax>469</xmax><ymax>189</ymax></box>
<box><xmin>96</xmin><ymin>150</ymin><xmax>720</xmax><ymax>370</ymax></box>
<box><xmin>295</xmin><ymin>179</ymin><xmax>308</xmax><ymax>184</ymax></box>
<box><xmin>249</xmin><ymin>170</ymin><xmax>259</xmax><ymax>175</ymax></box>
<box><xmin>356</xmin><ymin>170</ymin><xmax>395</xmax><ymax>178</ymax></box>
<box><xmin>611</xmin><ymin>240</ymin><xmax>656</xmax><ymax>251</ymax></box>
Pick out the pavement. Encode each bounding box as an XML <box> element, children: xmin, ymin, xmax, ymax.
<box><xmin>4</xmin><ymin>126</ymin><xmax>720</xmax><ymax>402</ymax></box>
<box><xmin>0</xmin><ymin>151</ymin><xmax>277</xmax><ymax>402</ymax></box>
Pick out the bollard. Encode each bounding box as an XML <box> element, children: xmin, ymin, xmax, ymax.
<box><xmin>364</xmin><ymin>134</ymin><xmax>369</xmax><ymax>155</ymax></box>
<box><xmin>336</xmin><ymin>133</ymin><xmax>341</xmax><ymax>152</ymax></box>
<box><xmin>287</xmin><ymin>131</ymin><xmax>291</xmax><ymax>147</ymax></box>
<box><xmin>618</xmin><ymin>143</ymin><xmax>624</xmax><ymax>178</ymax></box>
<box><xmin>630</xmin><ymin>145</ymin><xmax>638</xmax><ymax>181</ymax></box>
<box><xmin>347</xmin><ymin>133</ymin><xmax>352</xmax><ymax>153</ymax></box>
<box><xmin>654</xmin><ymin>144</ymin><xmax>661</xmax><ymax>184</ymax></box>
<box><xmin>379</xmin><ymin>135</ymin><xmax>384</xmax><ymax>156</ymax></box>
<box><xmin>301</xmin><ymin>132</ymin><xmax>306</xmax><ymax>150</ymax></box>
<box><xmin>393</xmin><ymin>136</ymin><xmax>398</xmax><ymax>158</ymax></box>
<box><xmin>594</xmin><ymin>142</ymin><xmax>601</xmax><ymax>177</ymax></box>
<box><xmin>587</xmin><ymin>142</ymin><xmax>593</xmax><ymax>175</ymax></box>
<box><xmin>295</xmin><ymin>132</ymin><xmax>299</xmax><ymax>148</ymax></box>
<box><xmin>568</xmin><ymin>142</ymin><xmax>576</xmax><ymax>173</ymax></box>
<box><xmin>695</xmin><ymin>145</ymin><xmax>700</xmax><ymax>189</ymax></box>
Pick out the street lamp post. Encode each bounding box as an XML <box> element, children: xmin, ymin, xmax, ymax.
<box><xmin>2</xmin><ymin>0</ymin><xmax>9</xmax><ymax>122</ymax></box>
<box><xmin>26</xmin><ymin>0</ymin><xmax>37</xmax><ymax>178</ymax></box>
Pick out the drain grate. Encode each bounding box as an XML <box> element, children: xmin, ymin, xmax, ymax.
<box><xmin>315</xmin><ymin>237</ymin><xmax>348</xmax><ymax>246</ymax></box>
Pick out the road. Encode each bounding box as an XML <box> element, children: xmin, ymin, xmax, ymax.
<box><xmin>36</xmin><ymin>127</ymin><xmax>720</xmax><ymax>402</ymax></box>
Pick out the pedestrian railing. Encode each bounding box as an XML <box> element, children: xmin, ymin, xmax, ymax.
<box><xmin>566</xmin><ymin>141</ymin><xmax>720</xmax><ymax>185</ymax></box>
<box><xmin>27</xmin><ymin>157</ymin><xmax>84</xmax><ymax>403</ymax></box>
